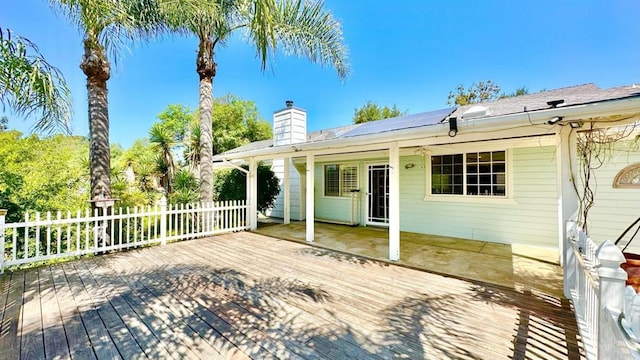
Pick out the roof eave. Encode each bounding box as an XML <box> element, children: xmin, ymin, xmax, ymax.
<box><xmin>218</xmin><ymin>96</ymin><xmax>640</xmax><ymax>160</ymax></box>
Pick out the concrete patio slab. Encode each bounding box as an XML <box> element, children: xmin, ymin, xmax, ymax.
<box><xmin>255</xmin><ymin>221</ymin><xmax>564</xmax><ymax>297</ymax></box>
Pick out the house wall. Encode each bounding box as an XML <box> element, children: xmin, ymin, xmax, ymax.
<box><xmin>313</xmin><ymin>145</ymin><xmax>559</xmax><ymax>248</ymax></box>
<box><xmin>266</xmin><ymin>158</ymin><xmax>304</xmax><ymax>220</ymax></box>
<box><xmin>268</xmin><ymin>104</ymin><xmax>307</xmax><ymax>220</ymax></box>
<box><xmin>579</xmin><ymin>140</ymin><xmax>640</xmax><ymax>253</ymax></box>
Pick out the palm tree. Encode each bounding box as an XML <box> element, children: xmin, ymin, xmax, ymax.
<box><xmin>185</xmin><ymin>123</ymin><xmax>201</xmax><ymax>172</ymax></box>
<box><xmin>158</xmin><ymin>0</ymin><xmax>349</xmax><ymax>203</ymax></box>
<box><xmin>149</xmin><ymin>123</ymin><xmax>175</xmax><ymax>193</ymax></box>
<box><xmin>0</xmin><ymin>27</ymin><xmax>72</xmax><ymax>134</ymax></box>
<box><xmin>50</xmin><ymin>0</ymin><xmax>160</xmax><ymax>201</ymax></box>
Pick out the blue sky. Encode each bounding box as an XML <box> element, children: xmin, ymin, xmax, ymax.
<box><xmin>3</xmin><ymin>0</ymin><xmax>640</xmax><ymax>148</ymax></box>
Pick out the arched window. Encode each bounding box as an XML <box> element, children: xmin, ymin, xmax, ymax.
<box><xmin>613</xmin><ymin>163</ymin><xmax>640</xmax><ymax>188</ymax></box>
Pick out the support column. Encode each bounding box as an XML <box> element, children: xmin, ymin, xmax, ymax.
<box><xmin>557</xmin><ymin>126</ymin><xmax>579</xmax><ymax>275</ymax></box>
<box><xmin>306</xmin><ymin>154</ymin><xmax>315</xmax><ymax>242</ymax></box>
<box><xmin>284</xmin><ymin>157</ymin><xmax>291</xmax><ymax>224</ymax></box>
<box><xmin>0</xmin><ymin>209</ymin><xmax>6</xmax><ymax>273</ymax></box>
<box><xmin>389</xmin><ymin>143</ymin><xmax>400</xmax><ymax>261</ymax></box>
<box><xmin>249</xmin><ymin>158</ymin><xmax>258</xmax><ymax>230</ymax></box>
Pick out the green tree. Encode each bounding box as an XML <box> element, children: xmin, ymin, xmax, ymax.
<box><xmin>0</xmin><ymin>28</ymin><xmax>72</xmax><ymax>134</ymax></box>
<box><xmin>51</xmin><ymin>0</ymin><xmax>160</xmax><ymax>202</ymax></box>
<box><xmin>447</xmin><ymin>81</ymin><xmax>530</xmax><ymax>106</ymax></box>
<box><xmin>0</xmin><ymin>131</ymin><xmax>89</xmax><ymax>221</ymax></box>
<box><xmin>211</xmin><ymin>95</ymin><xmax>272</xmax><ymax>155</ymax></box>
<box><xmin>214</xmin><ymin>163</ymin><xmax>280</xmax><ymax>213</ymax></box>
<box><xmin>170</xmin><ymin>170</ymin><xmax>199</xmax><ymax>204</ymax></box>
<box><xmin>155</xmin><ymin>97</ymin><xmax>273</xmax><ymax>167</ymax></box>
<box><xmin>353</xmin><ymin>101</ymin><xmax>406</xmax><ymax>124</ymax></box>
<box><xmin>111</xmin><ymin>138</ymin><xmax>159</xmax><ymax>207</ymax></box>
<box><xmin>156</xmin><ymin>104</ymin><xmax>193</xmax><ymax>144</ymax></box>
<box><xmin>149</xmin><ymin>123</ymin><xmax>176</xmax><ymax>192</ymax></box>
<box><xmin>501</xmin><ymin>87</ymin><xmax>530</xmax><ymax>98</ymax></box>
<box><xmin>158</xmin><ymin>0</ymin><xmax>349</xmax><ymax>204</ymax></box>
<box><xmin>447</xmin><ymin>80</ymin><xmax>502</xmax><ymax>106</ymax></box>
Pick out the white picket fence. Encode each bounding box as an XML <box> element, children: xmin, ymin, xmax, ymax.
<box><xmin>564</xmin><ymin>221</ymin><xmax>640</xmax><ymax>360</ymax></box>
<box><xmin>0</xmin><ymin>199</ymin><xmax>248</xmax><ymax>272</ymax></box>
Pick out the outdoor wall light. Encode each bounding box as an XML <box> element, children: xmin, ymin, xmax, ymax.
<box><xmin>448</xmin><ymin>117</ymin><xmax>458</xmax><ymax>137</ymax></box>
<box><xmin>569</xmin><ymin>121</ymin><xmax>583</xmax><ymax>129</ymax></box>
<box><xmin>547</xmin><ymin>116</ymin><xmax>563</xmax><ymax>125</ymax></box>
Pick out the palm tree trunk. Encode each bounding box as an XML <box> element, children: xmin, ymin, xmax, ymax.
<box><xmin>80</xmin><ymin>39</ymin><xmax>111</xmax><ymax>201</ymax></box>
<box><xmin>197</xmin><ymin>36</ymin><xmax>216</xmax><ymax>203</ymax></box>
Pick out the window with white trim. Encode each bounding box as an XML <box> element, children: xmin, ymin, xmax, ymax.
<box><xmin>324</xmin><ymin>164</ymin><xmax>358</xmax><ymax>197</ymax></box>
<box><xmin>431</xmin><ymin>151</ymin><xmax>506</xmax><ymax>197</ymax></box>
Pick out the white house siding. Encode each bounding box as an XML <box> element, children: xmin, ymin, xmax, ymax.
<box><xmin>399</xmin><ymin>146</ymin><xmax>558</xmax><ymax>247</ymax></box>
<box><xmin>580</xmin><ymin>140</ymin><xmax>640</xmax><ymax>253</ymax></box>
<box><xmin>313</xmin><ymin>145</ymin><xmax>559</xmax><ymax>248</ymax></box>
<box><xmin>266</xmin><ymin>158</ymin><xmax>303</xmax><ymax>220</ymax></box>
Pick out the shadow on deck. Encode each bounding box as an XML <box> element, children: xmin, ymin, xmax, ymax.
<box><xmin>0</xmin><ymin>232</ymin><xmax>583</xmax><ymax>359</ymax></box>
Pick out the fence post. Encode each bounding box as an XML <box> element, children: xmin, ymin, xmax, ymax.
<box><xmin>160</xmin><ymin>196</ymin><xmax>167</xmax><ymax>246</ymax></box>
<box><xmin>596</xmin><ymin>240</ymin><xmax>628</xmax><ymax>357</ymax></box>
<box><xmin>564</xmin><ymin>221</ymin><xmax>576</xmax><ymax>298</ymax></box>
<box><xmin>0</xmin><ymin>209</ymin><xmax>6</xmax><ymax>273</ymax></box>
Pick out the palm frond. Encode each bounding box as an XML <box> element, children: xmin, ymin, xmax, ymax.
<box><xmin>157</xmin><ymin>0</ymin><xmax>223</xmax><ymax>37</ymax></box>
<box><xmin>51</xmin><ymin>0</ymin><xmax>166</xmax><ymax>67</ymax></box>
<box><xmin>0</xmin><ymin>28</ymin><xmax>72</xmax><ymax>134</ymax></box>
<box><xmin>244</xmin><ymin>0</ymin><xmax>277</xmax><ymax>70</ymax></box>
<box><xmin>271</xmin><ymin>0</ymin><xmax>350</xmax><ymax>78</ymax></box>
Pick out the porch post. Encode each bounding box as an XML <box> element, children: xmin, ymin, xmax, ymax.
<box><xmin>284</xmin><ymin>157</ymin><xmax>291</xmax><ymax>224</ymax></box>
<box><xmin>389</xmin><ymin>143</ymin><xmax>400</xmax><ymax>261</ymax></box>
<box><xmin>306</xmin><ymin>154</ymin><xmax>315</xmax><ymax>242</ymax></box>
<box><xmin>249</xmin><ymin>158</ymin><xmax>258</xmax><ymax>230</ymax></box>
<box><xmin>0</xmin><ymin>209</ymin><xmax>6</xmax><ymax>273</ymax></box>
<box><xmin>556</xmin><ymin>126</ymin><xmax>579</xmax><ymax>273</ymax></box>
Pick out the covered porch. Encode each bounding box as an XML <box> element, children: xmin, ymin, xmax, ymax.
<box><xmin>256</xmin><ymin>221</ymin><xmax>564</xmax><ymax>297</ymax></box>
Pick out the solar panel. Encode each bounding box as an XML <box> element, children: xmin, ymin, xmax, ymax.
<box><xmin>340</xmin><ymin>107</ymin><xmax>455</xmax><ymax>138</ymax></box>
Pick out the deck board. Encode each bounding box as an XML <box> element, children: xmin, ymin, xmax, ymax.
<box><xmin>0</xmin><ymin>232</ymin><xmax>584</xmax><ymax>359</ymax></box>
<box><xmin>1</xmin><ymin>272</ymin><xmax>24</xmax><ymax>360</ymax></box>
<box><xmin>39</xmin><ymin>266</ymin><xmax>72</xmax><ymax>360</ymax></box>
<box><xmin>20</xmin><ymin>269</ymin><xmax>44</xmax><ymax>360</ymax></box>
<box><xmin>50</xmin><ymin>265</ymin><xmax>96</xmax><ymax>360</ymax></box>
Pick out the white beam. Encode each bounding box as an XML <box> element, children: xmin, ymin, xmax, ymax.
<box><xmin>219</xmin><ymin>159</ymin><xmax>249</xmax><ymax>173</ymax></box>
<box><xmin>306</xmin><ymin>154</ymin><xmax>315</xmax><ymax>242</ymax></box>
<box><xmin>557</xmin><ymin>127</ymin><xmax>579</xmax><ymax>285</ymax></box>
<box><xmin>249</xmin><ymin>158</ymin><xmax>258</xmax><ymax>230</ymax></box>
<box><xmin>284</xmin><ymin>157</ymin><xmax>291</xmax><ymax>224</ymax></box>
<box><xmin>389</xmin><ymin>143</ymin><xmax>400</xmax><ymax>261</ymax></box>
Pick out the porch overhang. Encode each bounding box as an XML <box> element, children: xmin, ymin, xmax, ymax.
<box><xmin>212</xmin><ymin>95</ymin><xmax>640</xmax><ymax>264</ymax></box>
<box><xmin>213</xmin><ymin>96</ymin><xmax>640</xmax><ymax>163</ymax></box>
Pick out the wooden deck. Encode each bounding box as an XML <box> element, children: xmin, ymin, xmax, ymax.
<box><xmin>0</xmin><ymin>232</ymin><xmax>583</xmax><ymax>359</ymax></box>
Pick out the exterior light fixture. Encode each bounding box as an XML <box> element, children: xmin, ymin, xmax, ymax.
<box><xmin>547</xmin><ymin>116</ymin><xmax>563</xmax><ymax>125</ymax></box>
<box><xmin>569</xmin><ymin>121</ymin><xmax>583</xmax><ymax>129</ymax></box>
<box><xmin>448</xmin><ymin>117</ymin><xmax>458</xmax><ymax>137</ymax></box>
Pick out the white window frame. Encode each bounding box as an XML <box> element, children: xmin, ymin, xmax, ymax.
<box><xmin>425</xmin><ymin>147</ymin><xmax>515</xmax><ymax>203</ymax></box>
<box><xmin>323</xmin><ymin>163</ymin><xmax>359</xmax><ymax>198</ymax></box>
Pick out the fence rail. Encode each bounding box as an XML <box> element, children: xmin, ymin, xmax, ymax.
<box><xmin>0</xmin><ymin>199</ymin><xmax>248</xmax><ymax>272</ymax></box>
<box><xmin>565</xmin><ymin>221</ymin><xmax>640</xmax><ymax>360</ymax></box>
